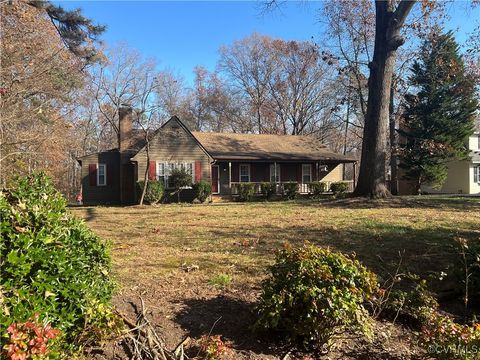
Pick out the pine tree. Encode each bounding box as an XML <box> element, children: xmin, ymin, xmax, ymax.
<box><xmin>399</xmin><ymin>31</ymin><xmax>478</xmax><ymax>192</ymax></box>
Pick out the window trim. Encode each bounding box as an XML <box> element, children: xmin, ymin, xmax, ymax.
<box><xmin>239</xmin><ymin>164</ymin><xmax>251</xmax><ymax>183</ymax></box>
<box><xmin>269</xmin><ymin>163</ymin><xmax>280</xmax><ymax>183</ymax></box>
<box><xmin>97</xmin><ymin>163</ymin><xmax>106</xmax><ymax>186</ymax></box>
<box><xmin>302</xmin><ymin>164</ymin><xmax>312</xmax><ymax>184</ymax></box>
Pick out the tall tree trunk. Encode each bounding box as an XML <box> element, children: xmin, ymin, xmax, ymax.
<box><xmin>389</xmin><ymin>77</ymin><xmax>399</xmax><ymax>195</ymax></box>
<box><xmin>354</xmin><ymin>0</ymin><xmax>415</xmax><ymax>198</ymax></box>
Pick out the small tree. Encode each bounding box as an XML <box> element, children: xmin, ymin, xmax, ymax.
<box><xmin>169</xmin><ymin>167</ymin><xmax>192</xmax><ymax>202</ymax></box>
<box><xmin>399</xmin><ymin>31</ymin><xmax>477</xmax><ymax>192</ymax></box>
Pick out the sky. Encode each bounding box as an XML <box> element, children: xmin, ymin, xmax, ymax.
<box><xmin>57</xmin><ymin>1</ymin><xmax>479</xmax><ymax>85</ymax></box>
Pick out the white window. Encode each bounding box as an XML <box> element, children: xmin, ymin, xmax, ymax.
<box><xmin>239</xmin><ymin>164</ymin><xmax>250</xmax><ymax>182</ymax></box>
<box><xmin>475</xmin><ymin>166</ymin><xmax>480</xmax><ymax>183</ymax></box>
<box><xmin>302</xmin><ymin>164</ymin><xmax>312</xmax><ymax>184</ymax></box>
<box><xmin>97</xmin><ymin>164</ymin><xmax>106</xmax><ymax>186</ymax></box>
<box><xmin>270</xmin><ymin>164</ymin><xmax>280</xmax><ymax>182</ymax></box>
<box><xmin>156</xmin><ymin>162</ymin><xmax>165</xmax><ymax>184</ymax></box>
<box><xmin>157</xmin><ymin>161</ymin><xmax>195</xmax><ymax>188</ymax></box>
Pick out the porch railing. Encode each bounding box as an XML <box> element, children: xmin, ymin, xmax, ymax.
<box><xmin>230</xmin><ymin>181</ymin><xmax>354</xmax><ymax>196</ymax></box>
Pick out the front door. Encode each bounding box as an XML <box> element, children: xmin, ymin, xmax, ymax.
<box><xmin>211</xmin><ymin>165</ymin><xmax>219</xmax><ymax>194</ymax></box>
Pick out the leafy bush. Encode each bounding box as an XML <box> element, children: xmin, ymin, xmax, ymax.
<box><xmin>199</xmin><ymin>335</ymin><xmax>232</xmax><ymax>360</ymax></box>
<box><xmin>282</xmin><ymin>182</ymin><xmax>298</xmax><ymax>200</ymax></box>
<box><xmin>169</xmin><ymin>167</ymin><xmax>193</xmax><ymax>202</ymax></box>
<box><xmin>136</xmin><ymin>180</ymin><xmax>164</xmax><ymax>204</ymax></box>
<box><xmin>238</xmin><ymin>183</ymin><xmax>255</xmax><ymax>202</ymax></box>
<box><xmin>382</xmin><ymin>280</ymin><xmax>438</xmax><ymax>327</ymax></box>
<box><xmin>256</xmin><ymin>243</ymin><xmax>378</xmax><ymax>349</ymax></box>
<box><xmin>0</xmin><ymin>173</ymin><xmax>115</xmax><ymax>355</ymax></box>
<box><xmin>420</xmin><ymin>311</ymin><xmax>480</xmax><ymax>360</ymax></box>
<box><xmin>3</xmin><ymin>314</ymin><xmax>60</xmax><ymax>359</ymax></box>
<box><xmin>260</xmin><ymin>182</ymin><xmax>276</xmax><ymax>200</ymax></box>
<box><xmin>330</xmin><ymin>181</ymin><xmax>349</xmax><ymax>195</ymax></box>
<box><xmin>310</xmin><ymin>181</ymin><xmax>327</xmax><ymax>198</ymax></box>
<box><xmin>193</xmin><ymin>180</ymin><xmax>212</xmax><ymax>203</ymax></box>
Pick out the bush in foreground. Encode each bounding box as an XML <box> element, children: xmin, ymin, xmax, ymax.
<box><xmin>193</xmin><ymin>180</ymin><xmax>212</xmax><ymax>203</ymax></box>
<box><xmin>136</xmin><ymin>180</ymin><xmax>164</xmax><ymax>204</ymax></box>
<box><xmin>256</xmin><ymin>243</ymin><xmax>378</xmax><ymax>350</ymax></box>
<box><xmin>282</xmin><ymin>182</ymin><xmax>298</xmax><ymax>200</ymax></box>
<box><xmin>330</xmin><ymin>181</ymin><xmax>349</xmax><ymax>195</ymax></box>
<box><xmin>0</xmin><ymin>173</ymin><xmax>116</xmax><ymax>356</ymax></box>
<box><xmin>310</xmin><ymin>181</ymin><xmax>327</xmax><ymax>198</ymax></box>
<box><xmin>260</xmin><ymin>182</ymin><xmax>276</xmax><ymax>200</ymax></box>
<box><xmin>238</xmin><ymin>183</ymin><xmax>255</xmax><ymax>201</ymax></box>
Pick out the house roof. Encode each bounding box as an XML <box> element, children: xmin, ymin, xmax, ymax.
<box><xmin>191</xmin><ymin>131</ymin><xmax>357</xmax><ymax>162</ymax></box>
<box><xmin>472</xmin><ymin>150</ymin><xmax>480</xmax><ymax>163</ymax></box>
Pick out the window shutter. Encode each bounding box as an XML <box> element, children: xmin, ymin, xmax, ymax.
<box><xmin>107</xmin><ymin>164</ymin><xmax>113</xmax><ymax>186</ymax></box>
<box><xmin>89</xmin><ymin>164</ymin><xmax>97</xmax><ymax>186</ymax></box>
<box><xmin>195</xmin><ymin>160</ymin><xmax>202</xmax><ymax>182</ymax></box>
<box><xmin>148</xmin><ymin>161</ymin><xmax>156</xmax><ymax>181</ymax></box>
<box><xmin>250</xmin><ymin>164</ymin><xmax>255</xmax><ymax>182</ymax></box>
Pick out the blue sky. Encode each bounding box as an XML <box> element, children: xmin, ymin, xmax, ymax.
<box><xmin>57</xmin><ymin>1</ymin><xmax>479</xmax><ymax>84</ymax></box>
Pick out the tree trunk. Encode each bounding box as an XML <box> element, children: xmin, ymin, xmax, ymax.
<box><xmin>354</xmin><ymin>0</ymin><xmax>415</xmax><ymax>198</ymax></box>
<box><xmin>389</xmin><ymin>78</ymin><xmax>399</xmax><ymax>195</ymax></box>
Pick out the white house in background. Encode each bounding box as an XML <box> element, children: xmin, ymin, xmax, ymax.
<box><xmin>422</xmin><ymin>132</ymin><xmax>480</xmax><ymax>195</ymax></box>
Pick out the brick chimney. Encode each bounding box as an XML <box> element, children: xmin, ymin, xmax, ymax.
<box><xmin>118</xmin><ymin>105</ymin><xmax>133</xmax><ymax>153</ymax></box>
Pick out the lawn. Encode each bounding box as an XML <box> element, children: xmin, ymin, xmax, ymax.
<box><xmin>71</xmin><ymin>196</ymin><xmax>480</xmax><ymax>359</ymax></box>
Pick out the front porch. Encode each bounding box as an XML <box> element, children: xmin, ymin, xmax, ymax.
<box><xmin>211</xmin><ymin>160</ymin><xmax>356</xmax><ymax>196</ymax></box>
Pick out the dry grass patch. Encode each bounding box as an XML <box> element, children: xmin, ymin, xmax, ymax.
<box><xmin>70</xmin><ymin>196</ymin><xmax>480</xmax><ymax>358</ymax></box>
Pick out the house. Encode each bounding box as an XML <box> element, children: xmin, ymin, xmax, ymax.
<box><xmin>398</xmin><ymin>132</ymin><xmax>480</xmax><ymax>195</ymax></box>
<box><xmin>77</xmin><ymin>106</ymin><xmax>357</xmax><ymax>204</ymax></box>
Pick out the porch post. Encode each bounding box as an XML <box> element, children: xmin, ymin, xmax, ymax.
<box><xmin>228</xmin><ymin>161</ymin><xmax>232</xmax><ymax>189</ymax></box>
<box><xmin>274</xmin><ymin>161</ymin><xmax>277</xmax><ymax>183</ymax></box>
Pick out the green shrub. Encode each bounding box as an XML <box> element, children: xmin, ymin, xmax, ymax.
<box><xmin>260</xmin><ymin>182</ymin><xmax>276</xmax><ymax>200</ymax></box>
<box><xmin>169</xmin><ymin>167</ymin><xmax>193</xmax><ymax>202</ymax></box>
<box><xmin>310</xmin><ymin>181</ymin><xmax>327</xmax><ymax>198</ymax></box>
<box><xmin>419</xmin><ymin>311</ymin><xmax>480</xmax><ymax>360</ymax></box>
<box><xmin>282</xmin><ymin>182</ymin><xmax>298</xmax><ymax>200</ymax></box>
<box><xmin>136</xmin><ymin>180</ymin><xmax>164</xmax><ymax>204</ymax></box>
<box><xmin>0</xmin><ymin>173</ymin><xmax>116</xmax><ymax>355</ymax></box>
<box><xmin>330</xmin><ymin>181</ymin><xmax>349</xmax><ymax>194</ymax></box>
<box><xmin>193</xmin><ymin>180</ymin><xmax>212</xmax><ymax>203</ymax></box>
<box><xmin>238</xmin><ymin>183</ymin><xmax>255</xmax><ymax>202</ymax></box>
<box><xmin>382</xmin><ymin>280</ymin><xmax>438</xmax><ymax>327</ymax></box>
<box><xmin>256</xmin><ymin>243</ymin><xmax>378</xmax><ymax>349</ymax></box>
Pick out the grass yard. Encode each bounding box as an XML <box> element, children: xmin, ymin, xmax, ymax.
<box><xmin>71</xmin><ymin>196</ymin><xmax>480</xmax><ymax>359</ymax></box>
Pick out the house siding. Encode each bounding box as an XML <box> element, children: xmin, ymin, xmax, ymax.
<box><xmin>421</xmin><ymin>161</ymin><xmax>471</xmax><ymax>194</ymax></box>
<box><xmin>132</xmin><ymin>118</ymin><xmax>212</xmax><ymax>201</ymax></box>
<box><xmin>80</xmin><ymin>151</ymin><xmax>121</xmax><ymax>204</ymax></box>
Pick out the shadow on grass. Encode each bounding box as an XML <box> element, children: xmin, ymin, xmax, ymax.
<box><xmin>288</xmin><ymin>196</ymin><xmax>480</xmax><ymax>211</ymax></box>
<box><xmin>209</xmin><ymin>221</ymin><xmax>478</xmax><ymax>291</ymax></box>
<box><xmin>174</xmin><ymin>295</ymin><xmax>282</xmax><ymax>356</ymax></box>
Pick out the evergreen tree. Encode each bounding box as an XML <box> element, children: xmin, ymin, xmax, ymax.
<box><xmin>399</xmin><ymin>31</ymin><xmax>478</xmax><ymax>191</ymax></box>
<box><xmin>29</xmin><ymin>0</ymin><xmax>105</xmax><ymax>63</ymax></box>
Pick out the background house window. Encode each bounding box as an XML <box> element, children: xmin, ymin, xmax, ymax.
<box><xmin>475</xmin><ymin>166</ymin><xmax>480</xmax><ymax>183</ymax></box>
<box><xmin>156</xmin><ymin>162</ymin><xmax>165</xmax><ymax>184</ymax></box>
<box><xmin>270</xmin><ymin>164</ymin><xmax>280</xmax><ymax>182</ymax></box>
<box><xmin>239</xmin><ymin>164</ymin><xmax>250</xmax><ymax>182</ymax></box>
<box><xmin>302</xmin><ymin>164</ymin><xmax>312</xmax><ymax>183</ymax></box>
<box><xmin>157</xmin><ymin>161</ymin><xmax>195</xmax><ymax>188</ymax></box>
<box><xmin>97</xmin><ymin>164</ymin><xmax>106</xmax><ymax>186</ymax></box>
